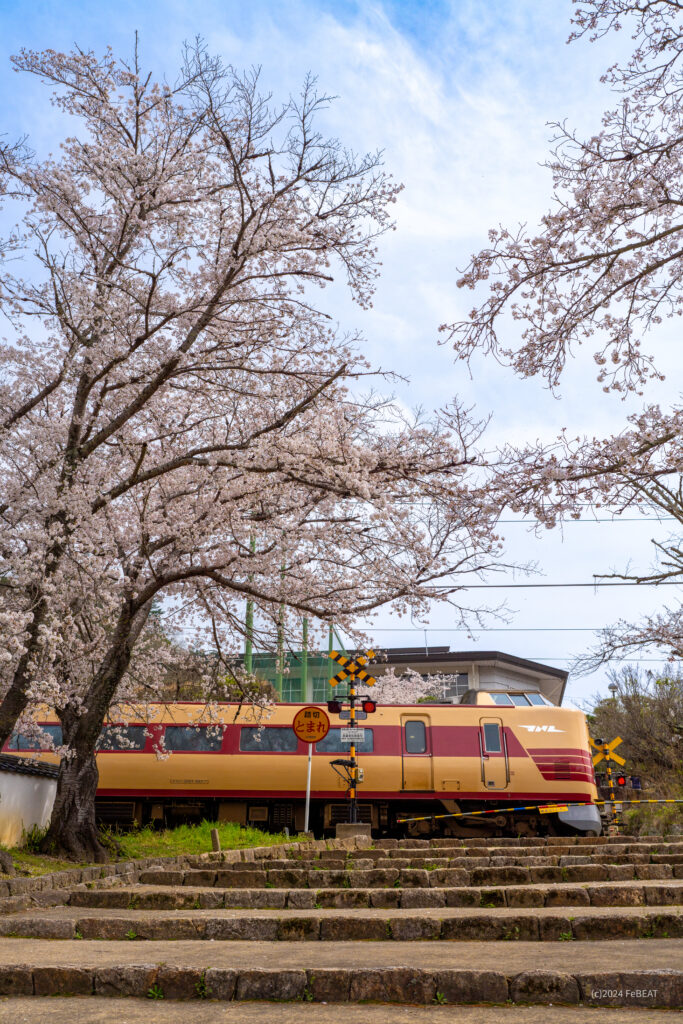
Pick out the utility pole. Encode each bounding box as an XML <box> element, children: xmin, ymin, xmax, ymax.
<box><xmin>244</xmin><ymin>533</ymin><xmax>255</xmax><ymax>674</ymax></box>
<box><xmin>302</xmin><ymin>617</ymin><xmax>309</xmax><ymax>702</ymax></box>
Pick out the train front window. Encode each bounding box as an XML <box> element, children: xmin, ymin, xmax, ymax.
<box><xmin>510</xmin><ymin>694</ymin><xmax>531</xmax><ymax>706</ymax></box>
<box><xmin>97</xmin><ymin>726</ymin><xmax>146</xmax><ymax>751</ymax></box>
<box><xmin>316</xmin><ymin>728</ymin><xmax>374</xmax><ymax>753</ymax></box>
<box><xmin>491</xmin><ymin>693</ymin><xmax>513</xmax><ymax>706</ymax></box>
<box><xmin>483</xmin><ymin>722</ymin><xmax>502</xmax><ymax>753</ymax></box>
<box><xmin>164</xmin><ymin>726</ymin><xmax>223</xmax><ymax>752</ymax></box>
<box><xmin>527</xmin><ymin>694</ymin><xmax>546</xmax><ymax>706</ymax></box>
<box><xmin>240</xmin><ymin>728</ymin><xmax>298</xmax><ymax>752</ymax></box>
<box><xmin>404</xmin><ymin>721</ymin><xmax>426</xmax><ymax>753</ymax></box>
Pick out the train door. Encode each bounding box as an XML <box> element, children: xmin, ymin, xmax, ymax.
<box><xmin>479</xmin><ymin>717</ymin><xmax>509</xmax><ymax>791</ymax></box>
<box><xmin>400</xmin><ymin>714</ymin><xmax>433</xmax><ymax>791</ymax></box>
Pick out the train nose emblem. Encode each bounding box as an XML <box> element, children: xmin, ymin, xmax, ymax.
<box><xmin>520</xmin><ymin>725</ymin><xmax>564</xmax><ymax>733</ymax></box>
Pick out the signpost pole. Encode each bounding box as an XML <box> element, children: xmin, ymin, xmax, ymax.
<box><xmin>349</xmin><ymin>674</ymin><xmax>357</xmax><ymax>824</ymax></box>
<box><xmin>292</xmin><ymin>706</ymin><xmax>331</xmax><ymax>836</ymax></box>
<box><xmin>304</xmin><ymin>742</ymin><xmax>313</xmax><ymax>834</ymax></box>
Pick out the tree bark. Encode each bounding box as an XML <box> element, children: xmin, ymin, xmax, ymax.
<box><xmin>39</xmin><ymin>597</ymin><xmax>153</xmax><ymax>862</ymax></box>
<box><xmin>40</xmin><ymin>744</ymin><xmax>108</xmax><ymax>862</ymax></box>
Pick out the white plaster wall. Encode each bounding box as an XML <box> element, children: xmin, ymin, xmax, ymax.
<box><xmin>0</xmin><ymin>771</ymin><xmax>56</xmax><ymax>847</ymax></box>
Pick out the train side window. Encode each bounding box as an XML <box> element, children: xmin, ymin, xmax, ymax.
<box><xmin>510</xmin><ymin>694</ymin><xmax>531</xmax><ymax>706</ymax></box>
<box><xmin>404</xmin><ymin>720</ymin><xmax>426</xmax><ymax>753</ymax></box>
<box><xmin>8</xmin><ymin>724</ymin><xmax>62</xmax><ymax>750</ymax></box>
<box><xmin>316</xmin><ymin>728</ymin><xmax>374</xmax><ymax>753</ymax></box>
<box><xmin>97</xmin><ymin>726</ymin><xmax>147</xmax><ymax>751</ymax></box>
<box><xmin>164</xmin><ymin>726</ymin><xmax>223</xmax><ymax>752</ymax></box>
<box><xmin>239</xmin><ymin>728</ymin><xmax>298</xmax><ymax>752</ymax></box>
<box><xmin>483</xmin><ymin>722</ymin><xmax>502</xmax><ymax>753</ymax></box>
<box><xmin>491</xmin><ymin>693</ymin><xmax>513</xmax><ymax>706</ymax></box>
<box><xmin>527</xmin><ymin>694</ymin><xmax>546</xmax><ymax>706</ymax></box>
<box><xmin>7</xmin><ymin>733</ymin><xmax>31</xmax><ymax>750</ymax></box>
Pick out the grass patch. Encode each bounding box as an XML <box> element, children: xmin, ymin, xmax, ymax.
<box><xmin>113</xmin><ymin>820</ymin><xmax>293</xmax><ymax>860</ymax></box>
<box><xmin>2</xmin><ymin>820</ymin><xmax>298</xmax><ymax>876</ymax></box>
<box><xmin>2</xmin><ymin>849</ymin><xmax>85</xmax><ymax>877</ymax></box>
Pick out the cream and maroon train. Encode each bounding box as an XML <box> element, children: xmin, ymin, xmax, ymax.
<box><xmin>3</xmin><ymin>688</ymin><xmax>601</xmax><ymax>837</ymax></box>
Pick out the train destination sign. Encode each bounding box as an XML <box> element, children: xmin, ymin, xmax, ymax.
<box><xmin>340</xmin><ymin>727</ymin><xmax>365</xmax><ymax>743</ymax></box>
<box><xmin>292</xmin><ymin>706</ymin><xmax>330</xmax><ymax>744</ymax></box>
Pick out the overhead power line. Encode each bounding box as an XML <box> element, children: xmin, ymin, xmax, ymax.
<box><xmin>370</xmin><ymin>626</ymin><xmax>618</xmax><ymax>633</ymax></box>
<box><xmin>498</xmin><ymin>517</ymin><xmax>675</xmax><ymax>524</ymax></box>
<box><xmin>426</xmin><ymin>580</ymin><xmax>683</xmax><ymax>590</ymax></box>
<box><xmin>511</xmin><ymin>658</ymin><xmax>674</xmax><ymax>664</ymax></box>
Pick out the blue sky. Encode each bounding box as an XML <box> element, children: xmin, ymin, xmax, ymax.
<box><xmin>0</xmin><ymin>0</ymin><xmax>676</xmax><ymax>707</ymax></box>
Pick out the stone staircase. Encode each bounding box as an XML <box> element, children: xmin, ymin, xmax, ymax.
<box><xmin>0</xmin><ymin>833</ymin><xmax>681</xmax><ymax>1018</ymax></box>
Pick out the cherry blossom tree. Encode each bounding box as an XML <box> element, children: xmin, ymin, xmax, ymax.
<box><xmin>448</xmin><ymin>0</ymin><xmax>683</xmax><ymax>670</ymax></box>
<box><xmin>0</xmin><ymin>38</ymin><xmax>398</xmax><ymax>742</ymax></box>
<box><xmin>370</xmin><ymin>666</ymin><xmax>457</xmax><ymax>704</ymax></box>
<box><xmin>0</xmin><ymin>41</ymin><xmax>511</xmax><ymax>859</ymax></box>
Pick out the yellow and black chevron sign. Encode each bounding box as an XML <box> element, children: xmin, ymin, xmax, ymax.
<box><xmin>329</xmin><ymin>649</ymin><xmax>376</xmax><ymax>688</ymax></box>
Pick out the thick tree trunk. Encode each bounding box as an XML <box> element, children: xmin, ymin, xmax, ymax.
<box><xmin>39</xmin><ymin>597</ymin><xmax>153</xmax><ymax>862</ymax></box>
<box><xmin>40</xmin><ymin>746</ymin><xmax>108</xmax><ymax>862</ymax></box>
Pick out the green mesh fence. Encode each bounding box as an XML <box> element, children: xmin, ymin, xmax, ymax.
<box><xmin>251</xmin><ymin>651</ymin><xmax>336</xmax><ymax>702</ymax></box>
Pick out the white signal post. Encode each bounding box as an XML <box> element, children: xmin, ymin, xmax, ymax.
<box><xmin>305</xmin><ymin>742</ymin><xmax>312</xmax><ymax>834</ymax></box>
<box><xmin>292</xmin><ymin>707</ymin><xmax>330</xmax><ymax>834</ymax></box>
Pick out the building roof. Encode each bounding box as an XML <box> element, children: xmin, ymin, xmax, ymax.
<box><xmin>380</xmin><ymin>646</ymin><xmax>567</xmax><ymax>679</ymax></box>
<box><xmin>0</xmin><ymin>753</ymin><xmax>58</xmax><ymax>780</ymax></box>
<box><xmin>374</xmin><ymin>647</ymin><xmax>568</xmax><ymax>705</ymax></box>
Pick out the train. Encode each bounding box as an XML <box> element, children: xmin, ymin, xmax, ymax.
<box><xmin>3</xmin><ymin>686</ymin><xmax>601</xmax><ymax>837</ymax></box>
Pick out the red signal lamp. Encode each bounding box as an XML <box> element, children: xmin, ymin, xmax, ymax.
<box><xmin>327</xmin><ymin>700</ymin><xmax>343</xmax><ymax>715</ymax></box>
<box><xmin>362</xmin><ymin>699</ymin><xmax>377</xmax><ymax>714</ymax></box>
<box><xmin>616</xmin><ymin>775</ymin><xmax>627</xmax><ymax>786</ymax></box>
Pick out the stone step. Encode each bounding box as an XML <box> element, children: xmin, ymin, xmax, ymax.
<box><xmin>373</xmin><ymin>837</ymin><xmax>677</xmax><ymax>849</ymax></box>
<box><xmin>0</xmin><ymin>999</ymin><xmax>678</xmax><ymax>1023</ymax></box>
<box><xmin>220</xmin><ymin>852</ymin><xmax>665</xmax><ymax>869</ymax></box>
<box><xmin>0</xmin><ymin>937</ymin><xmax>679</xmax><ymax>1006</ymax></box>
<box><xmin>1</xmin><ymin>904</ymin><xmax>682</xmax><ymax>942</ymax></box>
<box><xmin>288</xmin><ymin>842</ymin><xmax>683</xmax><ymax>861</ymax></box>
<box><xmin>68</xmin><ymin>880</ymin><xmax>683</xmax><ymax>911</ymax></box>
<box><xmin>135</xmin><ymin>862</ymin><xmax>679</xmax><ymax>889</ymax></box>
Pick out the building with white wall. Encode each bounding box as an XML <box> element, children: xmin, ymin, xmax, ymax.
<box><xmin>0</xmin><ymin>753</ymin><xmax>57</xmax><ymax>848</ymax></box>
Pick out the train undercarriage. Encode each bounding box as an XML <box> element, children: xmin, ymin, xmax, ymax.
<box><xmin>95</xmin><ymin>795</ymin><xmax>601</xmax><ymax>838</ymax></box>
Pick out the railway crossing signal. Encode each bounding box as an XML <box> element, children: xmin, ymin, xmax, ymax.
<box><xmin>327</xmin><ymin>648</ymin><xmax>376</xmax><ymax>825</ymax></box>
<box><xmin>590</xmin><ymin>736</ymin><xmax>625</xmax><ymax>767</ymax></box>
<box><xmin>590</xmin><ymin>736</ymin><xmax>626</xmax><ymax>832</ymax></box>
<box><xmin>328</xmin><ymin>650</ymin><xmax>376</xmax><ymax>688</ymax></box>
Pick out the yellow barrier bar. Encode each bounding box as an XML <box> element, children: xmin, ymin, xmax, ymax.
<box><xmin>397</xmin><ymin>797</ymin><xmax>683</xmax><ymax>826</ymax></box>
